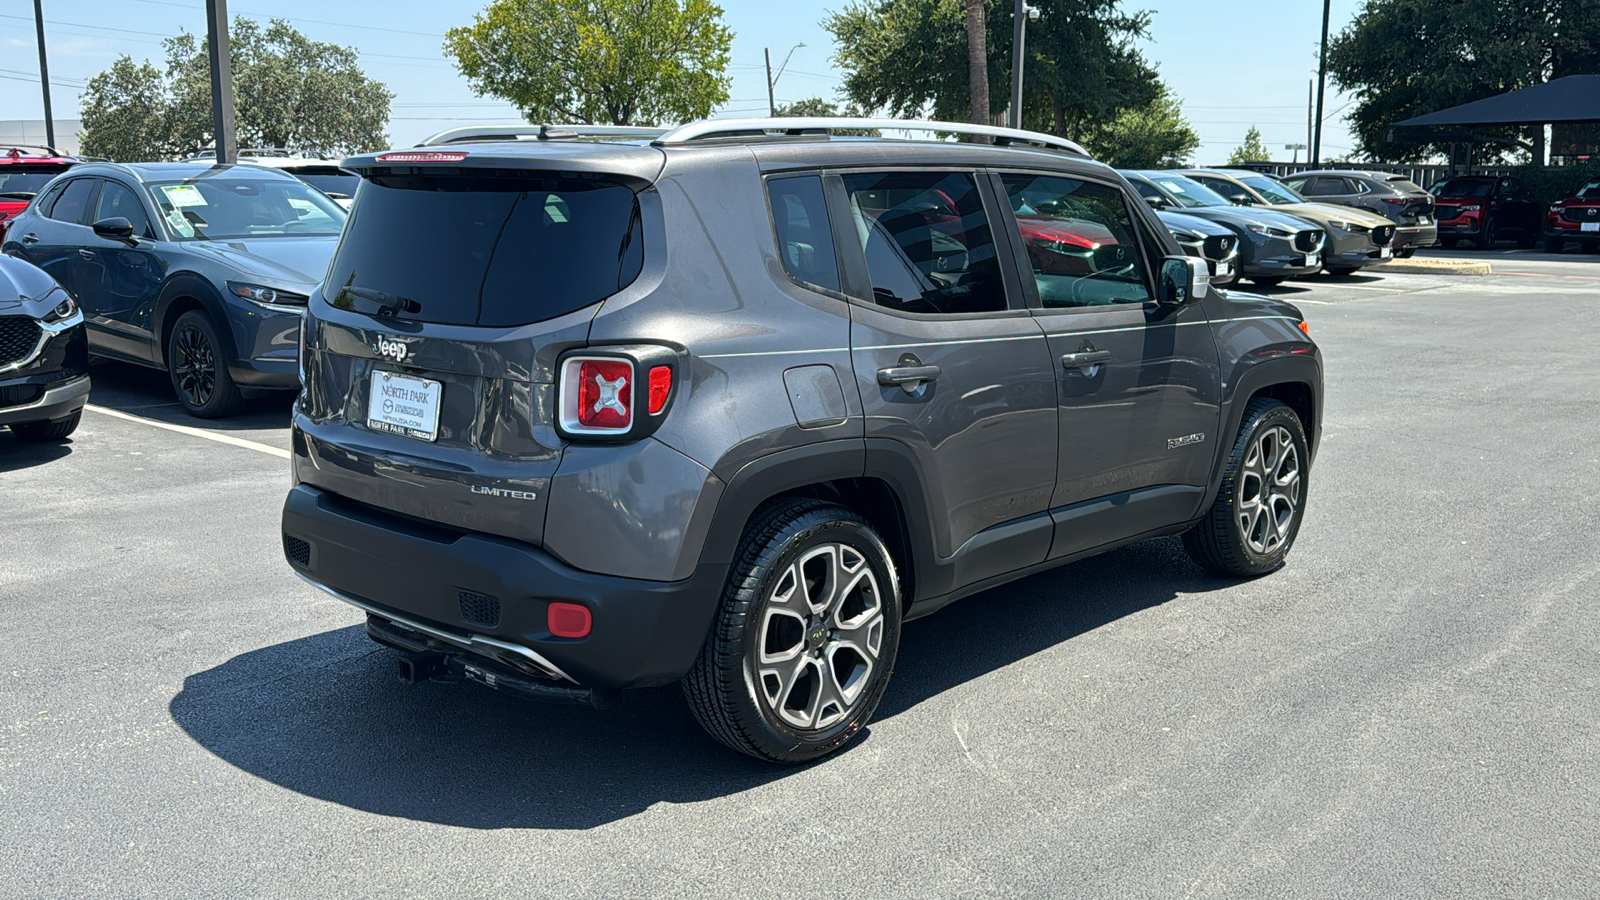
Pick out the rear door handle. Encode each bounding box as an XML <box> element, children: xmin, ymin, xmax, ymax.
<box><xmin>1061</xmin><ymin>350</ymin><xmax>1112</xmax><ymax>373</ymax></box>
<box><xmin>20</xmin><ymin>233</ymin><xmax>38</xmax><ymax>244</ymax></box>
<box><xmin>877</xmin><ymin>365</ymin><xmax>941</xmax><ymax>392</ymax></box>
<box><xmin>77</xmin><ymin>248</ymin><xmax>95</xmax><ymax>260</ymax></box>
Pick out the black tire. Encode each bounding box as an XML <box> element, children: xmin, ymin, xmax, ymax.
<box><xmin>1182</xmin><ymin>398</ymin><xmax>1309</xmax><ymax>577</ymax></box>
<box><xmin>1439</xmin><ymin>237</ymin><xmax>1458</xmax><ymax>249</ymax></box>
<box><xmin>1544</xmin><ymin>237</ymin><xmax>1564</xmax><ymax>253</ymax></box>
<box><xmin>683</xmin><ymin>498</ymin><xmax>902</xmax><ymax>764</ymax></box>
<box><xmin>1325</xmin><ymin>266</ymin><xmax>1358</xmax><ymax>278</ymax></box>
<box><xmin>167</xmin><ymin>310</ymin><xmax>243</xmax><ymax>418</ymax></box>
<box><xmin>1249</xmin><ymin>276</ymin><xmax>1287</xmax><ymax>287</ymax></box>
<box><xmin>9</xmin><ymin>410</ymin><xmax>80</xmax><ymax>442</ymax></box>
<box><xmin>1476</xmin><ymin>217</ymin><xmax>1498</xmax><ymax>249</ymax></box>
<box><xmin>1396</xmin><ymin>247</ymin><xmax>1416</xmax><ymax>259</ymax></box>
<box><xmin>1587</xmin><ymin>242</ymin><xmax>1600</xmax><ymax>255</ymax></box>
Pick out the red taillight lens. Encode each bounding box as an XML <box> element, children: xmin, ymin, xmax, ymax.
<box><xmin>548</xmin><ymin>602</ymin><xmax>592</xmax><ymax>638</ymax></box>
<box><xmin>647</xmin><ymin>365</ymin><xmax>672</xmax><ymax>414</ymax></box>
<box><xmin>576</xmin><ymin>358</ymin><xmax>632</xmax><ymax>430</ymax></box>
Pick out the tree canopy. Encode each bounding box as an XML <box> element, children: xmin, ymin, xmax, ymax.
<box><xmin>774</xmin><ymin>98</ymin><xmax>881</xmax><ymax>135</ymax></box>
<box><xmin>1327</xmin><ymin>0</ymin><xmax>1600</xmax><ymax>162</ymax></box>
<box><xmin>1081</xmin><ymin>85</ymin><xmax>1199</xmax><ymax>168</ymax></box>
<box><xmin>1226</xmin><ymin>126</ymin><xmax>1270</xmax><ymax>165</ymax></box>
<box><xmin>79</xmin><ymin>18</ymin><xmax>391</xmax><ymax>161</ymax></box>
<box><xmin>826</xmin><ymin>0</ymin><xmax>1177</xmax><ymax>141</ymax></box>
<box><xmin>444</xmin><ymin>0</ymin><xmax>733</xmax><ymax>126</ymax></box>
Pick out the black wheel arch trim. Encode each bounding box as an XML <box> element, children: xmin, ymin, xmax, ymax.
<box><xmin>1203</xmin><ymin>353</ymin><xmax>1323</xmax><ymax>512</ymax></box>
<box><xmin>154</xmin><ymin>274</ymin><xmax>239</xmax><ymax>369</ymax></box>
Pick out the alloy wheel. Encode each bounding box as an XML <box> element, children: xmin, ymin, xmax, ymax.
<box><xmin>172</xmin><ymin>323</ymin><xmax>217</xmax><ymax>408</ymax></box>
<box><xmin>1236</xmin><ymin>424</ymin><xmax>1301</xmax><ymax>555</ymax></box>
<box><xmin>755</xmin><ymin>542</ymin><xmax>885</xmax><ymax>730</ymax></box>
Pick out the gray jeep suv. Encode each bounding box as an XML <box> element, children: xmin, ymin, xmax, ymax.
<box><xmin>281</xmin><ymin>119</ymin><xmax>1323</xmax><ymax>763</ymax></box>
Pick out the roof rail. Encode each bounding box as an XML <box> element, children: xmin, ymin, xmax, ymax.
<box><xmin>3</xmin><ymin>145</ymin><xmax>65</xmax><ymax>158</ymax></box>
<box><xmin>652</xmin><ymin>117</ymin><xmax>1089</xmax><ymax>156</ymax></box>
<box><xmin>417</xmin><ymin>124</ymin><xmax>671</xmax><ymax>147</ymax></box>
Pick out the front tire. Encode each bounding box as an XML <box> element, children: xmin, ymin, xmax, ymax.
<box><xmin>1249</xmin><ymin>276</ymin><xmax>1287</xmax><ymax>287</ymax></box>
<box><xmin>684</xmin><ymin>499</ymin><xmax>902</xmax><ymax>764</ymax></box>
<box><xmin>1396</xmin><ymin>247</ymin><xmax>1416</xmax><ymax>258</ymax></box>
<box><xmin>168</xmin><ymin>310</ymin><xmax>243</xmax><ymax>418</ymax></box>
<box><xmin>1325</xmin><ymin>266</ymin><xmax>1358</xmax><ymax>278</ymax></box>
<box><xmin>9</xmin><ymin>410</ymin><xmax>80</xmax><ymax>442</ymax></box>
<box><xmin>1182</xmin><ymin>399</ymin><xmax>1309</xmax><ymax>577</ymax></box>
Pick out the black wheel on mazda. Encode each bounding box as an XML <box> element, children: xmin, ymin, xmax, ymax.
<box><xmin>1477</xmin><ymin>217</ymin><xmax>1499</xmax><ymax>249</ymax></box>
<box><xmin>168</xmin><ymin>310</ymin><xmax>243</xmax><ymax>418</ymax></box>
<box><xmin>684</xmin><ymin>499</ymin><xmax>902</xmax><ymax>764</ymax></box>
<box><xmin>1396</xmin><ymin>247</ymin><xmax>1416</xmax><ymax>258</ymax></box>
<box><xmin>1250</xmin><ymin>276</ymin><xmax>1286</xmax><ymax>287</ymax></box>
<box><xmin>1182</xmin><ymin>398</ymin><xmax>1309</xmax><ymax>577</ymax></box>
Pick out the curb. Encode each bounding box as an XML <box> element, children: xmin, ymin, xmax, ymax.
<box><xmin>1372</xmin><ymin>258</ymin><xmax>1493</xmax><ymax>276</ymax></box>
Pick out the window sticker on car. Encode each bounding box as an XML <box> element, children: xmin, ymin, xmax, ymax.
<box><xmin>160</xmin><ymin>184</ymin><xmax>207</xmax><ymax>207</ymax></box>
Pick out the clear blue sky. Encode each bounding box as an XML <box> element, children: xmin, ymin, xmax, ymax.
<box><xmin>1</xmin><ymin>0</ymin><xmax>1363</xmax><ymax>162</ymax></box>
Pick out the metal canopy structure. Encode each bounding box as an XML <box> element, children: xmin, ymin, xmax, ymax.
<box><xmin>1394</xmin><ymin>75</ymin><xmax>1600</xmax><ymax>128</ymax></box>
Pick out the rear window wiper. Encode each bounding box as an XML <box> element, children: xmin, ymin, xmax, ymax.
<box><xmin>342</xmin><ymin>286</ymin><xmax>422</xmax><ymax>317</ymax></box>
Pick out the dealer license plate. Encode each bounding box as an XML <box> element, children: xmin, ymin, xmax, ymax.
<box><xmin>367</xmin><ymin>371</ymin><xmax>442</xmax><ymax>442</ymax></box>
<box><xmin>1215</xmin><ymin>261</ymin><xmax>1232</xmax><ymax>278</ymax></box>
<box><xmin>1305</xmin><ymin>251</ymin><xmax>1320</xmax><ymax>268</ymax></box>
<box><xmin>1380</xmin><ymin>246</ymin><xmax>1392</xmax><ymax>259</ymax></box>
<box><xmin>1582</xmin><ymin>222</ymin><xmax>1600</xmax><ymax>233</ymax></box>
<box><xmin>1417</xmin><ymin>216</ymin><xmax>1430</xmax><ymax>225</ymax></box>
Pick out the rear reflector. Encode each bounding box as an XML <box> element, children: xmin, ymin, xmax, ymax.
<box><xmin>375</xmin><ymin>151</ymin><xmax>469</xmax><ymax>162</ymax></box>
<box><xmin>647</xmin><ymin>365</ymin><xmax>672</xmax><ymax>414</ymax></box>
<box><xmin>548</xmin><ymin>602</ymin><xmax>592</xmax><ymax>638</ymax></box>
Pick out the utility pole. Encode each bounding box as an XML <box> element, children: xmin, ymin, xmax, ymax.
<box><xmin>1307</xmin><ymin>80</ymin><xmax>1314</xmax><ymax>161</ymax></box>
<box><xmin>1312</xmin><ymin>0</ymin><xmax>1331</xmax><ymax>166</ymax></box>
<box><xmin>33</xmin><ymin>0</ymin><xmax>55</xmax><ymax>151</ymax></box>
<box><xmin>205</xmin><ymin>0</ymin><xmax>237</xmax><ymax>163</ymax></box>
<box><xmin>1009</xmin><ymin>0</ymin><xmax>1026</xmax><ymax>129</ymax></box>
<box><xmin>765</xmin><ymin>44</ymin><xmax>804</xmax><ymax>118</ymax></box>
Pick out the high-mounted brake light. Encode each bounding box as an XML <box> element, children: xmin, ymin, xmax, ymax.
<box><xmin>375</xmin><ymin>151</ymin><xmax>469</xmax><ymax>163</ymax></box>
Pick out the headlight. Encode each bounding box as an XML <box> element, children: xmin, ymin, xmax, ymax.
<box><xmin>1459</xmin><ymin>204</ymin><xmax>1481</xmax><ymax>212</ymax></box>
<box><xmin>42</xmin><ymin>295</ymin><xmax>77</xmax><ymax>323</ymax></box>
<box><xmin>228</xmin><ymin>282</ymin><xmax>309</xmax><ymax>307</ymax></box>
<box><xmin>1172</xmin><ymin>231</ymin><xmax>1201</xmax><ymax>243</ymax></box>
<box><xmin>1246</xmin><ymin>222</ymin><xmax>1295</xmax><ymax>238</ymax></box>
<box><xmin>1324</xmin><ymin>218</ymin><xmax>1351</xmax><ymax>230</ymax></box>
<box><xmin>1549</xmin><ymin>203</ymin><xmax>1563</xmax><ymax>211</ymax></box>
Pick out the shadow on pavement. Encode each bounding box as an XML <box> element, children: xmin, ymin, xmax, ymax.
<box><xmin>0</xmin><ymin>433</ymin><xmax>74</xmax><ymax>471</ymax></box>
<box><xmin>169</xmin><ymin>537</ymin><xmax>1227</xmax><ymax>829</ymax></box>
<box><xmin>86</xmin><ymin>359</ymin><xmax>295</xmax><ymax>435</ymax></box>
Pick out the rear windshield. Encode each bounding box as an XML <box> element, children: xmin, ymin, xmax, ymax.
<box><xmin>0</xmin><ymin>164</ymin><xmax>72</xmax><ymax>198</ymax></box>
<box><xmin>284</xmin><ymin>167</ymin><xmax>360</xmax><ymax>199</ymax></box>
<box><xmin>1434</xmin><ymin>179</ymin><xmax>1494</xmax><ymax>198</ymax></box>
<box><xmin>1387</xmin><ymin>178</ymin><xmax>1425</xmax><ymax>193</ymax></box>
<box><xmin>324</xmin><ymin>174</ymin><xmax>643</xmax><ymax>327</ymax></box>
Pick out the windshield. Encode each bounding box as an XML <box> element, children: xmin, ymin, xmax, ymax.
<box><xmin>146</xmin><ymin>177</ymin><xmax>346</xmax><ymax>240</ymax></box>
<box><xmin>1575</xmin><ymin>181</ymin><xmax>1600</xmax><ymax>200</ymax></box>
<box><xmin>1433</xmin><ymin>179</ymin><xmax>1495</xmax><ymax>198</ymax></box>
<box><xmin>0</xmin><ymin>165</ymin><xmax>71</xmax><ymax>198</ymax></box>
<box><xmin>1239</xmin><ymin>175</ymin><xmax>1305</xmax><ymax>204</ymax></box>
<box><xmin>1149</xmin><ymin>174</ymin><xmax>1234</xmax><ymax>209</ymax></box>
<box><xmin>283</xmin><ymin>168</ymin><xmax>359</xmax><ymax>200</ymax></box>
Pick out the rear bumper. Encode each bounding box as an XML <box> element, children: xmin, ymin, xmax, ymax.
<box><xmin>0</xmin><ymin>374</ymin><xmax>89</xmax><ymax>427</ymax></box>
<box><xmin>280</xmin><ymin>484</ymin><xmax>728</xmax><ymax>692</ymax></box>
<box><xmin>1395</xmin><ymin>225</ymin><xmax>1437</xmax><ymax>249</ymax></box>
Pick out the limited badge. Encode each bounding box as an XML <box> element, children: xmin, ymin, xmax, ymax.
<box><xmin>1167</xmin><ymin>433</ymin><xmax>1205</xmax><ymax>449</ymax></box>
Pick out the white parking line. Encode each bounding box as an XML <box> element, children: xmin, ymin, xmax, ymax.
<box><xmin>84</xmin><ymin>405</ymin><xmax>290</xmax><ymax>459</ymax></box>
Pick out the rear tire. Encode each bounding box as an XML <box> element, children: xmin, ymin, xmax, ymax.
<box><xmin>1476</xmin><ymin>218</ymin><xmax>1499</xmax><ymax>249</ymax></box>
<box><xmin>9</xmin><ymin>410</ymin><xmax>80</xmax><ymax>442</ymax></box>
<box><xmin>1325</xmin><ymin>266</ymin><xmax>1358</xmax><ymax>278</ymax></box>
<box><xmin>1396</xmin><ymin>247</ymin><xmax>1416</xmax><ymax>258</ymax></box>
<box><xmin>167</xmin><ymin>310</ymin><xmax>244</xmax><ymax>419</ymax></box>
<box><xmin>1182</xmin><ymin>399</ymin><xmax>1309</xmax><ymax>577</ymax></box>
<box><xmin>1249</xmin><ymin>276</ymin><xmax>1286</xmax><ymax>287</ymax></box>
<box><xmin>684</xmin><ymin>499</ymin><xmax>902</xmax><ymax>764</ymax></box>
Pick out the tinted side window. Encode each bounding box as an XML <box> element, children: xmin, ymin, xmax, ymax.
<box><xmin>766</xmin><ymin>175</ymin><xmax>839</xmax><ymax>293</ymax></box>
<box><xmin>1001</xmin><ymin>174</ymin><xmax>1153</xmax><ymax>308</ymax></box>
<box><xmin>842</xmin><ymin>171</ymin><xmax>1006</xmax><ymax>315</ymax></box>
<box><xmin>35</xmin><ymin>181</ymin><xmax>67</xmax><ymax>217</ymax></box>
<box><xmin>1298</xmin><ymin>177</ymin><xmax>1332</xmax><ymax>196</ymax></box>
<box><xmin>48</xmin><ymin>179</ymin><xmax>100</xmax><ymax>225</ymax></box>
<box><xmin>96</xmin><ymin>181</ymin><xmax>152</xmax><ymax>238</ymax></box>
<box><xmin>325</xmin><ymin>175</ymin><xmax>644</xmax><ymax>327</ymax></box>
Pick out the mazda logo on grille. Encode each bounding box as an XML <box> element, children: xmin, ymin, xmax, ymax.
<box><xmin>1588</xmin><ymin>209</ymin><xmax>1597</xmax><ymax>217</ymax></box>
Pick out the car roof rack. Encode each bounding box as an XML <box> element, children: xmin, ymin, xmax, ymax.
<box><xmin>3</xmin><ymin>145</ymin><xmax>66</xmax><ymax>158</ymax></box>
<box><xmin>416</xmin><ymin>124</ymin><xmax>672</xmax><ymax>146</ymax></box>
<box><xmin>652</xmin><ymin>117</ymin><xmax>1089</xmax><ymax>156</ymax></box>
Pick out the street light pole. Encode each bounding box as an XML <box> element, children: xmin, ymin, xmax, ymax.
<box><xmin>1312</xmin><ymin>0</ymin><xmax>1331</xmax><ymax>166</ymax></box>
<box><xmin>32</xmin><ymin>0</ymin><xmax>55</xmax><ymax>152</ymax></box>
<box><xmin>766</xmin><ymin>43</ymin><xmax>805</xmax><ymax>117</ymax></box>
<box><xmin>205</xmin><ymin>0</ymin><xmax>237</xmax><ymax>163</ymax></box>
<box><xmin>1008</xmin><ymin>2</ymin><xmax>1039</xmax><ymax>129</ymax></box>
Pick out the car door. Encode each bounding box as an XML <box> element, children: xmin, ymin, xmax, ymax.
<box><xmin>18</xmin><ymin>177</ymin><xmax>99</xmax><ymax>304</ymax></box>
<box><xmin>1499</xmin><ymin>178</ymin><xmax>1539</xmax><ymax>234</ymax></box>
<box><xmin>993</xmin><ymin>169</ymin><xmax>1221</xmax><ymax>560</ymax></box>
<box><xmin>75</xmin><ymin>178</ymin><xmax>165</xmax><ymax>361</ymax></box>
<box><xmin>835</xmin><ymin>168</ymin><xmax>1059</xmax><ymax>577</ymax></box>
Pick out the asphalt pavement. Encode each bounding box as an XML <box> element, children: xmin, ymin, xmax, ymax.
<box><xmin>3</xmin><ymin>250</ymin><xmax>1598</xmax><ymax>898</ymax></box>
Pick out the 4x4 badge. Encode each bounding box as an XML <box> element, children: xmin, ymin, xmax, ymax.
<box><xmin>1167</xmin><ymin>432</ymin><xmax>1205</xmax><ymax>449</ymax></box>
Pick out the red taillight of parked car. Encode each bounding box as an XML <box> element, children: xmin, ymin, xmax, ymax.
<box><xmin>548</xmin><ymin>602</ymin><xmax>592</xmax><ymax>638</ymax></box>
<box><xmin>573</xmin><ymin>358</ymin><xmax>633</xmax><ymax>431</ymax></box>
<box><xmin>647</xmin><ymin>365</ymin><xmax>672</xmax><ymax>414</ymax></box>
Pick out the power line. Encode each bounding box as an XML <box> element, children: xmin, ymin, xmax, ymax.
<box><xmin>123</xmin><ymin>0</ymin><xmax>442</xmax><ymax>37</ymax></box>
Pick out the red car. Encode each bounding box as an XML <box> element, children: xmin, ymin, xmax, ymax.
<box><xmin>1432</xmin><ymin>175</ymin><xmax>1541</xmax><ymax>249</ymax></box>
<box><xmin>0</xmin><ymin>147</ymin><xmax>78</xmax><ymax>240</ymax></box>
<box><xmin>1543</xmin><ymin>178</ymin><xmax>1600</xmax><ymax>253</ymax></box>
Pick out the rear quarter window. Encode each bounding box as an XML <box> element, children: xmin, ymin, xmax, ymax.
<box><xmin>324</xmin><ymin>174</ymin><xmax>644</xmax><ymax>327</ymax></box>
<box><xmin>766</xmin><ymin>175</ymin><xmax>840</xmax><ymax>293</ymax></box>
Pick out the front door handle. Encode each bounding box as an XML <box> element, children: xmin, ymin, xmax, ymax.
<box><xmin>1061</xmin><ymin>350</ymin><xmax>1112</xmax><ymax>373</ymax></box>
<box><xmin>877</xmin><ymin>364</ymin><xmax>942</xmax><ymax>393</ymax></box>
<box><xmin>77</xmin><ymin>248</ymin><xmax>95</xmax><ymax>260</ymax></box>
<box><xmin>20</xmin><ymin>233</ymin><xmax>38</xmax><ymax>244</ymax></box>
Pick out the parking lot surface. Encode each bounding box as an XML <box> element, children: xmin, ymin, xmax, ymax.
<box><xmin>3</xmin><ymin>251</ymin><xmax>1598</xmax><ymax>898</ymax></box>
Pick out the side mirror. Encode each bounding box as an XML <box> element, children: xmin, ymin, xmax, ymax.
<box><xmin>1143</xmin><ymin>195</ymin><xmax>1168</xmax><ymax>210</ymax></box>
<box><xmin>1228</xmin><ymin>193</ymin><xmax>1255</xmax><ymax>206</ymax></box>
<box><xmin>92</xmin><ymin>216</ymin><xmax>136</xmax><ymax>241</ymax></box>
<box><xmin>1159</xmin><ymin>256</ymin><xmax>1209</xmax><ymax>307</ymax></box>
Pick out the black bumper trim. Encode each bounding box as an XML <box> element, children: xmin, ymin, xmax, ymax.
<box><xmin>0</xmin><ymin>374</ymin><xmax>90</xmax><ymax>427</ymax></box>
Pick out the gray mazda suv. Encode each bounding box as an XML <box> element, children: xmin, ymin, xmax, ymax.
<box><xmin>1281</xmin><ymin>170</ymin><xmax>1436</xmax><ymax>256</ymax></box>
<box><xmin>281</xmin><ymin>119</ymin><xmax>1323</xmax><ymax>763</ymax></box>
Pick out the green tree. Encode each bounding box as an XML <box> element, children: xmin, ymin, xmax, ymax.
<box><xmin>80</xmin><ymin>18</ymin><xmax>391</xmax><ymax>161</ymax></box>
<box><xmin>1226</xmin><ymin>126</ymin><xmax>1270</xmax><ymax>165</ymax></box>
<box><xmin>1326</xmin><ymin>0</ymin><xmax>1600</xmax><ymax>162</ymax></box>
<box><xmin>1081</xmin><ymin>85</ymin><xmax>1198</xmax><ymax>167</ymax></box>
<box><xmin>444</xmin><ymin>0</ymin><xmax>732</xmax><ymax>126</ymax></box>
<box><xmin>826</xmin><ymin>0</ymin><xmax>1163</xmax><ymax>140</ymax></box>
<box><xmin>774</xmin><ymin>98</ymin><xmax>881</xmax><ymax>135</ymax></box>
